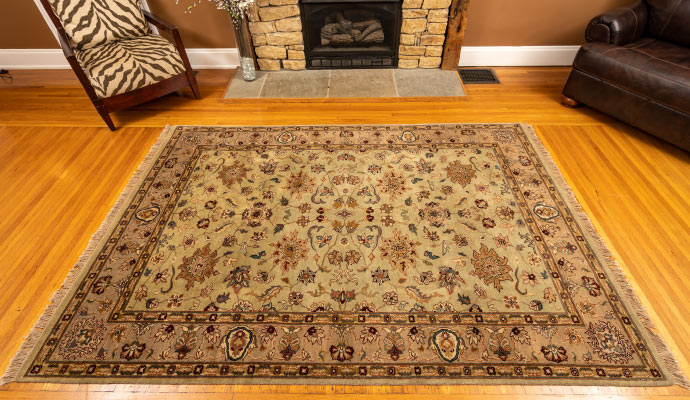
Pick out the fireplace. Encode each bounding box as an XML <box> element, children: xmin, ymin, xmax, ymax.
<box><xmin>247</xmin><ymin>0</ymin><xmax>459</xmax><ymax>71</ymax></box>
<box><xmin>299</xmin><ymin>0</ymin><xmax>402</xmax><ymax>68</ymax></box>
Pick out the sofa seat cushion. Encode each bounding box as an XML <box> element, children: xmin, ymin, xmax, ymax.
<box><xmin>75</xmin><ymin>34</ymin><xmax>186</xmax><ymax>99</ymax></box>
<box><xmin>48</xmin><ymin>0</ymin><xmax>150</xmax><ymax>50</ymax></box>
<box><xmin>573</xmin><ymin>38</ymin><xmax>690</xmax><ymax>114</ymax></box>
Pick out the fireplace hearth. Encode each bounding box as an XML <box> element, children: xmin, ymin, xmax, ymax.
<box><xmin>300</xmin><ymin>0</ymin><xmax>402</xmax><ymax>68</ymax></box>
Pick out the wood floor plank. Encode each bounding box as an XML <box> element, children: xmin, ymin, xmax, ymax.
<box><xmin>0</xmin><ymin>67</ymin><xmax>689</xmax><ymax>399</ymax></box>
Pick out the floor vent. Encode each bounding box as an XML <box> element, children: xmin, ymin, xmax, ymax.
<box><xmin>458</xmin><ymin>68</ymin><xmax>500</xmax><ymax>84</ymax></box>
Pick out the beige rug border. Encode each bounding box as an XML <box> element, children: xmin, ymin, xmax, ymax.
<box><xmin>1</xmin><ymin>123</ymin><xmax>688</xmax><ymax>388</ymax></box>
<box><xmin>519</xmin><ymin>123</ymin><xmax>689</xmax><ymax>390</ymax></box>
<box><xmin>0</xmin><ymin>124</ymin><xmax>178</xmax><ymax>386</ymax></box>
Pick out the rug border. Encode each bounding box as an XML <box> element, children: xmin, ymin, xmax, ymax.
<box><xmin>518</xmin><ymin>123</ymin><xmax>689</xmax><ymax>390</ymax></box>
<box><xmin>2</xmin><ymin>123</ymin><xmax>688</xmax><ymax>388</ymax></box>
<box><xmin>0</xmin><ymin>125</ymin><xmax>178</xmax><ymax>386</ymax></box>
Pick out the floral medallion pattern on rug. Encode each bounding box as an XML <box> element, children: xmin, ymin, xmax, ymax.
<box><xmin>14</xmin><ymin>125</ymin><xmax>673</xmax><ymax>385</ymax></box>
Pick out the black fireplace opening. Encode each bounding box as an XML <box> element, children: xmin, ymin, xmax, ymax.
<box><xmin>300</xmin><ymin>0</ymin><xmax>402</xmax><ymax>69</ymax></box>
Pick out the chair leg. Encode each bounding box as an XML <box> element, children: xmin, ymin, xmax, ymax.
<box><xmin>171</xmin><ymin>29</ymin><xmax>201</xmax><ymax>100</ymax></box>
<box><xmin>94</xmin><ymin>100</ymin><xmax>116</xmax><ymax>131</ymax></box>
<box><xmin>186</xmin><ymin>70</ymin><xmax>201</xmax><ymax>99</ymax></box>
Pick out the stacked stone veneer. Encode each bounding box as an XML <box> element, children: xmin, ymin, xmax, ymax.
<box><xmin>247</xmin><ymin>0</ymin><xmax>451</xmax><ymax>70</ymax></box>
<box><xmin>247</xmin><ymin>0</ymin><xmax>306</xmax><ymax>70</ymax></box>
<box><xmin>398</xmin><ymin>0</ymin><xmax>450</xmax><ymax>68</ymax></box>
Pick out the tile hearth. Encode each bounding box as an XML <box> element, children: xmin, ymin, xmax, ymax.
<box><xmin>223</xmin><ymin>68</ymin><xmax>465</xmax><ymax>98</ymax></box>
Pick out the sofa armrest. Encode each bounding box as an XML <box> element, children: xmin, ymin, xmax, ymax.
<box><xmin>585</xmin><ymin>0</ymin><xmax>648</xmax><ymax>45</ymax></box>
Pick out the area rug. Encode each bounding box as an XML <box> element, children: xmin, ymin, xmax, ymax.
<box><xmin>2</xmin><ymin>124</ymin><xmax>688</xmax><ymax>387</ymax></box>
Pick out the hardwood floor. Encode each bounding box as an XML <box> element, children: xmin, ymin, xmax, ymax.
<box><xmin>0</xmin><ymin>68</ymin><xmax>689</xmax><ymax>399</ymax></box>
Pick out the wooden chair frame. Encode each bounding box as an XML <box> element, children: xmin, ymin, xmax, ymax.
<box><xmin>38</xmin><ymin>0</ymin><xmax>200</xmax><ymax>130</ymax></box>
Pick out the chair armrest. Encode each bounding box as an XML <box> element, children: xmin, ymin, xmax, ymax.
<box><xmin>142</xmin><ymin>10</ymin><xmax>196</xmax><ymax>82</ymax></box>
<box><xmin>143</xmin><ymin>10</ymin><xmax>177</xmax><ymax>33</ymax></box>
<box><xmin>585</xmin><ymin>0</ymin><xmax>648</xmax><ymax>45</ymax></box>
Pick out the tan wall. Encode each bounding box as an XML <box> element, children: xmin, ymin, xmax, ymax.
<box><xmin>0</xmin><ymin>1</ymin><xmax>58</xmax><ymax>48</ymax></box>
<box><xmin>0</xmin><ymin>0</ymin><xmax>236</xmax><ymax>49</ymax></box>
<box><xmin>1</xmin><ymin>0</ymin><xmax>631</xmax><ymax>49</ymax></box>
<box><xmin>146</xmin><ymin>0</ymin><xmax>236</xmax><ymax>48</ymax></box>
<box><xmin>464</xmin><ymin>0</ymin><xmax>631</xmax><ymax>46</ymax></box>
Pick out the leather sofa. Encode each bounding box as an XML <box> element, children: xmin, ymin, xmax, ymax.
<box><xmin>562</xmin><ymin>0</ymin><xmax>690</xmax><ymax>151</ymax></box>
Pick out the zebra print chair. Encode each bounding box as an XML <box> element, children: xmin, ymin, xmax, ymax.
<box><xmin>38</xmin><ymin>0</ymin><xmax>200</xmax><ymax>130</ymax></box>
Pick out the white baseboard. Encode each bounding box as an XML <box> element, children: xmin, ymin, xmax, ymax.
<box><xmin>459</xmin><ymin>46</ymin><xmax>580</xmax><ymax>67</ymax></box>
<box><xmin>186</xmin><ymin>48</ymin><xmax>240</xmax><ymax>69</ymax></box>
<box><xmin>0</xmin><ymin>49</ymin><xmax>69</xmax><ymax>69</ymax></box>
<box><xmin>0</xmin><ymin>46</ymin><xmax>577</xmax><ymax>70</ymax></box>
<box><xmin>0</xmin><ymin>48</ymin><xmax>241</xmax><ymax>70</ymax></box>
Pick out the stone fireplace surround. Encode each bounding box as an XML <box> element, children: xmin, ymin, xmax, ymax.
<box><xmin>247</xmin><ymin>0</ymin><xmax>452</xmax><ymax>70</ymax></box>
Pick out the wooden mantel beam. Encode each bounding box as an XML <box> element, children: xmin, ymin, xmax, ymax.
<box><xmin>441</xmin><ymin>0</ymin><xmax>470</xmax><ymax>70</ymax></box>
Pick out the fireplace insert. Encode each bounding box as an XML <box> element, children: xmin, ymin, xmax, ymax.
<box><xmin>300</xmin><ymin>0</ymin><xmax>402</xmax><ymax>69</ymax></box>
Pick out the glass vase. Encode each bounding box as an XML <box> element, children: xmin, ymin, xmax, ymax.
<box><xmin>231</xmin><ymin>14</ymin><xmax>256</xmax><ymax>82</ymax></box>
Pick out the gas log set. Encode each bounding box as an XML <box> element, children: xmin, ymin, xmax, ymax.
<box><xmin>320</xmin><ymin>10</ymin><xmax>385</xmax><ymax>46</ymax></box>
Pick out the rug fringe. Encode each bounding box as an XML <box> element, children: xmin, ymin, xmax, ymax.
<box><xmin>519</xmin><ymin>123</ymin><xmax>690</xmax><ymax>390</ymax></box>
<box><xmin>0</xmin><ymin>125</ymin><xmax>178</xmax><ymax>386</ymax></box>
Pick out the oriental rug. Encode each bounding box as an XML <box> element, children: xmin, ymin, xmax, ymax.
<box><xmin>2</xmin><ymin>124</ymin><xmax>688</xmax><ymax>387</ymax></box>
